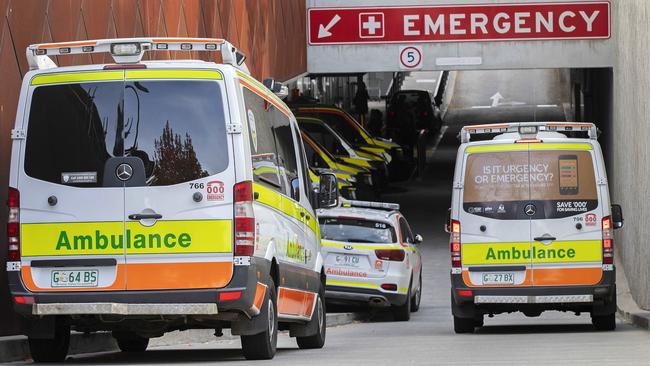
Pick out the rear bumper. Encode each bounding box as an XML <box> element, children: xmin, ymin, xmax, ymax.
<box><xmin>325</xmin><ymin>285</ymin><xmax>408</xmax><ymax>307</ymax></box>
<box><xmin>32</xmin><ymin>302</ymin><xmax>219</xmax><ymax>316</ymax></box>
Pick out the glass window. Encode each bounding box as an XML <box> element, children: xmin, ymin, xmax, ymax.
<box><xmin>123</xmin><ymin>80</ymin><xmax>229</xmax><ymax>186</ymax></box>
<box><xmin>399</xmin><ymin>217</ymin><xmax>414</xmax><ymax>244</ymax></box>
<box><xmin>24</xmin><ymin>82</ymin><xmax>123</xmax><ymax>187</ymax></box>
<box><xmin>272</xmin><ymin>110</ymin><xmax>300</xmax><ymax>198</ymax></box>
<box><xmin>303</xmin><ymin>136</ymin><xmax>329</xmax><ymax>168</ymax></box>
<box><xmin>243</xmin><ymin>89</ymin><xmax>282</xmax><ymax>191</ymax></box>
<box><xmin>299</xmin><ymin>122</ymin><xmax>350</xmax><ymax>156</ymax></box>
<box><xmin>312</xmin><ymin>113</ymin><xmax>366</xmax><ymax>146</ymax></box>
<box><xmin>319</xmin><ymin>218</ymin><xmax>395</xmax><ymax>244</ymax></box>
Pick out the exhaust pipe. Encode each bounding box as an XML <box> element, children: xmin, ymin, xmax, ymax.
<box><xmin>369</xmin><ymin>297</ymin><xmax>389</xmax><ymax>307</ymax></box>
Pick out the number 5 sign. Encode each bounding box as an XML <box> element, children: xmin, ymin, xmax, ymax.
<box><xmin>399</xmin><ymin>45</ymin><xmax>422</xmax><ymax>70</ymax></box>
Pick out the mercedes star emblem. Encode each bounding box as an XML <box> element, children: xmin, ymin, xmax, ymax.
<box><xmin>116</xmin><ymin>163</ymin><xmax>133</xmax><ymax>181</ymax></box>
<box><xmin>524</xmin><ymin>204</ymin><xmax>536</xmax><ymax>216</ymax></box>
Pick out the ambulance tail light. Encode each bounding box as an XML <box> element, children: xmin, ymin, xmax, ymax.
<box><xmin>7</xmin><ymin>187</ymin><xmax>20</xmax><ymax>262</ymax></box>
<box><xmin>234</xmin><ymin>181</ymin><xmax>255</xmax><ymax>256</ymax></box>
<box><xmin>375</xmin><ymin>249</ymin><xmax>405</xmax><ymax>262</ymax></box>
<box><xmin>450</xmin><ymin>219</ymin><xmax>462</xmax><ymax>268</ymax></box>
<box><xmin>602</xmin><ymin>216</ymin><xmax>614</xmax><ymax>265</ymax></box>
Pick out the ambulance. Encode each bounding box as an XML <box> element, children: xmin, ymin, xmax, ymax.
<box><xmin>6</xmin><ymin>38</ymin><xmax>339</xmax><ymax>361</ymax></box>
<box><xmin>448</xmin><ymin>122</ymin><xmax>624</xmax><ymax>333</ymax></box>
<box><xmin>318</xmin><ymin>200</ymin><xmax>423</xmax><ymax>321</ymax></box>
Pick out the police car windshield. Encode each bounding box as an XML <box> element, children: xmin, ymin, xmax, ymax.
<box><xmin>319</xmin><ymin>217</ymin><xmax>395</xmax><ymax>243</ymax></box>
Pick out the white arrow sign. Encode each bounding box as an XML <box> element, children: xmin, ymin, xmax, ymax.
<box><xmin>318</xmin><ymin>14</ymin><xmax>341</xmax><ymax>39</ymax></box>
<box><xmin>490</xmin><ymin>92</ymin><xmax>504</xmax><ymax>107</ymax></box>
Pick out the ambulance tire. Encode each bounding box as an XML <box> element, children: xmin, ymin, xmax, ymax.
<box><xmin>592</xmin><ymin>313</ymin><xmax>616</xmax><ymax>331</ymax></box>
<box><xmin>392</xmin><ymin>287</ymin><xmax>411</xmax><ymax>321</ymax></box>
<box><xmin>28</xmin><ymin>322</ymin><xmax>70</xmax><ymax>363</ymax></box>
<box><xmin>296</xmin><ymin>284</ymin><xmax>326</xmax><ymax>349</ymax></box>
<box><xmin>241</xmin><ymin>278</ymin><xmax>278</xmax><ymax>360</ymax></box>
<box><xmin>113</xmin><ymin>332</ymin><xmax>149</xmax><ymax>352</ymax></box>
<box><xmin>453</xmin><ymin>316</ymin><xmax>476</xmax><ymax>334</ymax></box>
<box><xmin>410</xmin><ymin>274</ymin><xmax>422</xmax><ymax>312</ymax></box>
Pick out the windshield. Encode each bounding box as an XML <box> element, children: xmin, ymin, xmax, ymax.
<box><xmin>300</xmin><ymin>122</ymin><xmax>350</xmax><ymax>157</ymax></box>
<box><xmin>319</xmin><ymin>217</ymin><xmax>396</xmax><ymax>243</ymax></box>
<box><xmin>390</xmin><ymin>91</ymin><xmax>431</xmax><ymax>108</ymax></box>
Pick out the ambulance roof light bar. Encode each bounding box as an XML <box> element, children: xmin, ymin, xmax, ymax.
<box><xmin>26</xmin><ymin>37</ymin><xmax>249</xmax><ymax>74</ymax></box>
<box><xmin>339</xmin><ymin>198</ymin><xmax>400</xmax><ymax>211</ymax></box>
<box><xmin>459</xmin><ymin>122</ymin><xmax>598</xmax><ymax>143</ymax></box>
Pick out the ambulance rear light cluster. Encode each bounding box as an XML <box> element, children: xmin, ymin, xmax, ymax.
<box><xmin>27</xmin><ymin>37</ymin><xmax>248</xmax><ymax>73</ymax></box>
<box><xmin>7</xmin><ymin>187</ymin><xmax>20</xmax><ymax>262</ymax></box>
<box><xmin>375</xmin><ymin>249</ymin><xmax>405</xmax><ymax>262</ymax></box>
<box><xmin>602</xmin><ymin>216</ymin><xmax>614</xmax><ymax>265</ymax></box>
<box><xmin>459</xmin><ymin>122</ymin><xmax>598</xmax><ymax>143</ymax></box>
<box><xmin>450</xmin><ymin>220</ymin><xmax>462</xmax><ymax>268</ymax></box>
<box><xmin>234</xmin><ymin>181</ymin><xmax>255</xmax><ymax>257</ymax></box>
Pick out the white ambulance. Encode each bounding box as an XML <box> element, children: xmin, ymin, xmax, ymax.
<box><xmin>448</xmin><ymin>122</ymin><xmax>623</xmax><ymax>333</ymax></box>
<box><xmin>6</xmin><ymin>38</ymin><xmax>338</xmax><ymax>361</ymax></box>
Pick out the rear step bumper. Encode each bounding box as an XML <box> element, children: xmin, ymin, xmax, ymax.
<box><xmin>325</xmin><ymin>285</ymin><xmax>408</xmax><ymax>307</ymax></box>
<box><xmin>32</xmin><ymin>302</ymin><xmax>219</xmax><ymax>316</ymax></box>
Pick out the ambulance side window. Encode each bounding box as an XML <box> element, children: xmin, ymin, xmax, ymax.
<box><xmin>243</xmin><ymin>89</ymin><xmax>282</xmax><ymax>191</ymax></box>
<box><xmin>399</xmin><ymin>218</ymin><xmax>414</xmax><ymax>244</ymax></box>
<box><xmin>272</xmin><ymin>110</ymin><xmax>300</xmax><ymax>200</ymax></box>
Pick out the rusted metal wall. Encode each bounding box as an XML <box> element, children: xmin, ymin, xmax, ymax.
<box><xmin>0</xmin><ymin>0</ymin><xmax>306</xmax><ymax>336</ymax></box>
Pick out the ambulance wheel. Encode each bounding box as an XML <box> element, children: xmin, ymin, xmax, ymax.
<box><xmin>28</xmin><ymin>322</ymin><xmax>70</xmax><ymax>362</ymax></box>
<box><xmin>453</xmin><ymin>316</ymin><xmax>475</xmax><ymax>334</ymax></box>
<box><xmin>592</xmin><ymin>313</ymin><xmax>616</xmax><ymax>331</ymax></box>
<box><xmin>297</xmin><ymin>285</ymin><xmax>326</xmax><ymax>349</ymax></box>
<box><xmin>411</xmin><ymin>274</ymin><xmax>422</xmax><ymax>312</ymax></box>
<box><xmin>392</xmin><ymin>287</ymin><xmax>411</xmax><ymax>321</ymax></box>
<box><xmin>113</xmin><ymin>331</ymin><xmax>149</xmax><ymax>352</ymax></box>
<box><xmin>241</xmin><ymin>278</ymin><xmax>278</xmax><ymax>360</ymax></box>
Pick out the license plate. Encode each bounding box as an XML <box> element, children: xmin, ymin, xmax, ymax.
<box><xmin>334</xmin><ymin>254</ymin><xmax>362</xmax><ymax>268</ymax></box>
<box><xmin>482</xmin><ymin>272</ymin><xmax>514</xmax><ymax>285</ymax></box>
<box><xmin>51</xmin><ymin>270</ymin><xmax>99</xmax><ymax>288</ymax></box>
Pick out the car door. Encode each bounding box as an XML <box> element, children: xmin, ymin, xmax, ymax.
<box><xmin>529</xmin><ymin>144</ymin><xmax>603</xmax><ymax>286</ymax></box>
<box><xmin>459</xmin><ymin>145</ymin><xmax>533</xmax><ymax>288</ymax></box>
<box><xmin>19</xmin><ymin>71</ymin><xmax>127</xmax><ymax>292</ymax></box>
<box><xmin>398</xmin><ymin>216</ymin><xmax>420</xmax><ymax>288</ymax></box>
<box><xmin>121</xmin><ymin>70</ymin><xmax>235</xmax><ymax>291</ymax></box>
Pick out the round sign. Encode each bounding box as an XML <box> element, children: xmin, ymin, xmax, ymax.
<box><xmin>400</xmin><ymin>46</ymin><xmax>422</xmax><ymax>69</ymax></box>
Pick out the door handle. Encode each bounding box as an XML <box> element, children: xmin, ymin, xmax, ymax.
<box><xmin>128</xmin><ymin>213</ymin><xmax>163</xmax><ymax>220</ymax></box>
<box><xmin>534</xmin><ymin>236</ymin><xmax>556</xmax><ymax>242</ymax></box>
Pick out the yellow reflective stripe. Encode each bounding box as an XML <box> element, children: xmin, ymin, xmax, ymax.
<box><xmin>461</xmin><ymin>240</ymin><xmax>602</xmax><ymax>266</ymax></box>
<box><xmin>466</xmin><ymin>143</ymin><xmax>593</xmax><ymax>153</ymax></box>
<box><xmin>236</xmin><ymin>71</ymin><xmax>290</xmax><ymax>113</ymax></box>
<box><xmin>126</xmin><ymin>69</ymin><xmax>223</xmax><ymax>80</ymax></box>
<box><xmin>327</xmin><ymin>279</ymin><xmax>408</xmax><ymax>294</ymax></box>
<box><xmin>333</xmin><ymin>163</ymin><xmax>362</xmax><ymax>175</ymax></box>
<box><xmin>31</xmin><ymin>71</ymin><xmax>124</xmax><ymax>86</ymax></box>
<box><xmin>252</xmin><ymin>183</ymin><xmax>319</xmax><ymax>235</ymax></box>
<box><xmin>356</xmin><ymin>150</ymin><xmax>383</xmax><ymax>161</ymax></box>
<box><xmin>21</xmin><ymin>220</ymin><xmax>232</xmax><ymax>257</ymax></box>
<box><xmin>340</xmin><ymin>157</ymin><xmax>371</xmax><ymax>168</ymax></box>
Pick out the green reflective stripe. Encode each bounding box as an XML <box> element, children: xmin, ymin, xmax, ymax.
<box><xmin>252</xmin><ymin>183</ymin><xmax>319</xmax><ymax>236</ymax></box>
<box><xmin>31</xmin><ymin>71</ymin><xmax>124</xmax><ymax>85</ymax></box>
<box><xmin>126</xmin><ymin>69</ymin><xmax>223</xmax><ymax>80</ymax></box>
<box><xmin>327</xmin><ymin>279</ymin><xmax>408</xmax><ymax>294</ymax></box>
<box><xmin>466</xmin><ymin>143</ymin><xmax>593</xmax><ymax>154</ymax></box>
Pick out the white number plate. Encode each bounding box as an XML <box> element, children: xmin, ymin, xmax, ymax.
<box><xmin>335</xmin><ymin>254</ymin><xmax>361</xmax><ymax>268</ymax></box>
<box><xmin>482</xmin><ymin>272</ymin><xmax>514</xmax><ymax>285</ymax></box>
<box><xmin>51</xmin><ymin>270</ymin><xmax>98</xmax><ymax>288</ymax></box>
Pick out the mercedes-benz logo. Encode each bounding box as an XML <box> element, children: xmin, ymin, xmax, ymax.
<box><xmin>116</xmin><ymin>163</ymin><xmax>133</xmax><ymax>181</ymax></box>
<box><xmin>524</xmin><ymin>204</ymin><xmax>536</xmax><ymax>216</ymax></box>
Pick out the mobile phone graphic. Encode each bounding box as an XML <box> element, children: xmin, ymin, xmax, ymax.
<box><xmin>558</xmin><ymin>155</ymin><xmax>579</xmax><ymax>195</ymax></box>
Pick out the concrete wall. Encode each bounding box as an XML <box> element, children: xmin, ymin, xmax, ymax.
<box><xmin>611</xmin><ymin>1</ymin><xmax>650</xmax><ymax>310</ymax></box>
<box><xmin>0</xmin><ymin>0</ymin><xmax>307</xmax><ymax>336</ymax></box>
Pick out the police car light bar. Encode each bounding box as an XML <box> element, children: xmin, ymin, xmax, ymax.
<box><xmin>459</xmin><ymin>122</ymin><xmax>598</xmax><ymax>143</ymax></box>
<box><xmin>26</xmin><ymin>37</ymin><xmax>249</xmax><ymax>73</ymax></box>
<box><xmin>340</xmin><ymin>199</ymin><xmax>400</xmax><ymax>211</ymax></box>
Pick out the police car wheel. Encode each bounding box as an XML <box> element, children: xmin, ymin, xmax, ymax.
<box><xmin>592</xmin><ymin>313</ymin><xmax>616</xmax><ymax>331</ymax></box>
<box><xmin>113</xmin><ymin>331</ymin><xmax>149</xmax><ymax>352</ymax></box>
<box><xmin>297</xmin><ymin>285</ymin><xmax>326</xmax><ymax>349</ymax></box>
<box><xmin>28</xmin><ymin>322</ymin><xmax>70</xmax><ymax>362</ymax></box>
<box><xmin>241</xmin><ymin>278</ymin><xmax>278</xmax><ymax>360</ymax></box>
<box><xmin>453</xmin><ymin>315</ymin><xmax>476</xmax><ymax>334</ymax></box>
<box><xmin>410</xmin><ymin>274</ymin><xmax>422</xmax><ymax>312</ymax></box>
<box><xmin>392</xmin><ymin>286</ymin><xmax>411</xmax><ymax>321</ymax></box>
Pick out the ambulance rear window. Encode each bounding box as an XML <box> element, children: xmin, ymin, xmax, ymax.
<box><xmin>319</xmin><ymin>217</ymin><xmax>395</xmax><ymax>243</ymax></box>
<box><xmin>462</xmin><ymin>149</ymin><xmax>598</xmax><ymax>219</ymax></box>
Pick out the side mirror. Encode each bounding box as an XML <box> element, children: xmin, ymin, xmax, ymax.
<box><xmin>444</xmin><ymin>208</ymin><xmax>452</xmax><ymax>233</ymax></box>
<box><xmin>290</xmin><ymin>178</ymin><xmax>301</xmax><ymax>202</ymax></box>
<box><xmin>611</xmin><ymin>204</ymin><xmax>624</xmax><ymax>229</ymax></box>
<box><xmin>414</xmin><ymin>234</ymin><xmax>423</xmax><ymax>244</ymax></box>
<box><xmin>263</xmin><ymin>78</ymin><xmax>283</xmax><ymax>93</ymax></box>
<box><xmin>318</xmin><ymin>173</ymin><xmax>338</xmax><ymax>208</ymax></box>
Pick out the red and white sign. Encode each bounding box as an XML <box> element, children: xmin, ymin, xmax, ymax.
<box><xmin>308</xmin><ymin>2</ymin><xmax>610</xmax><ymax>45</ymax></box>
<box><xmin>399</xmin><ymin>46</ymin><xmax>423</xmax><ymax>69</ymax></box>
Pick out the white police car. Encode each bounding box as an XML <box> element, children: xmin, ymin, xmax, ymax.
<box><xmin>317</xmin><ymin>200</ymin><xmax>423</xmax><ymax>321</ymax></box>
